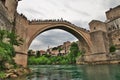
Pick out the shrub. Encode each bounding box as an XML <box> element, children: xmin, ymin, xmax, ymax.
<box><xmin>109</xmin><ymin>45</ymin><xmax>116</xmax><ymax>52</ymax></box>
<box><xmin>0</xmin><ymin>71</ymin><xmax>6</xmax><ymax>79</ymax></box>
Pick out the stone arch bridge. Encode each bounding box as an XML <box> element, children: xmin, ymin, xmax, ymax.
<box><xmin>0</xmin><ymin>0</ymin><xmax>116</xmax><ymax>67</ymax></box>
<box><xmin>14</xmin><ymin>14</ymin><xmax>93</xmax><ymax>66</ymax></box>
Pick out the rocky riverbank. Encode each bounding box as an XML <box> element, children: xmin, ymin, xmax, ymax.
<box><xmin>0</xmin><ymin>63</ymin><xmax>31</xmax><ymax>79</ymax></box>
<box><xmin>5</xmin><ymin>67</ymin><xmax>31</xmax><ymax>79</ymax></box>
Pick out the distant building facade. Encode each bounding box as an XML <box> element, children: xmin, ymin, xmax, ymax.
<box><xmin>39</xmin><ymin>50</ymin><xmax>46</xmax><ymax>55</ymax></box>
<box><xmin>47</xmin><ymin>41</ymin><xmax>71</xmax><ymax>56</ymax></box>
<box><xmin>82</xmin><ymin>5</ymin><xmax>120</xmax><ymax>62</ymax></box>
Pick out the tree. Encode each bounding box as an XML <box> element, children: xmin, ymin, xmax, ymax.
<box><xmin>28</xmin><ymin>50</ymin><xmax>33</xmax><ymax>56</ymax></box>
<box><xmin>70</xmin><ymin>42</ymin><xmax>80</xmax><ymax>57</ymax></box>
<box><xmin>68</xmin><ymin>42</ymin><xmax>80</xmax><ymax>64</ymax></box>
<box><xmin>36</xmin><ymin>50</ymin><xmax>40</xmax><ymax>57</ymax></box>
<box><xmin>58</xmin><ymin>47</ymin><xmax>63</xmax><ymax>56</ymax></box>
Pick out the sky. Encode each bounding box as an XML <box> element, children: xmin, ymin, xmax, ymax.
<box><xmin>17</xmin><ymin>0</ymin><xmax>119</xmax><ymax>50</ymax></box>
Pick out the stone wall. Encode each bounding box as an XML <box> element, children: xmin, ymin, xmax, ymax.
<box><xmin>90</xmin><ymin>31</ymin><xmax>109</xmax><ymax>54</ymax></box>
<box><xmin>106</xmin><ymin>18</ymin><xmax>120</xmax><ymax>33</ymax></box>
<box><xmin>106</xmin><ymin>5</ymin><xmax>120</xmax><ymax>20</ymax></box>
<box><xmin>0</xmin><ymin>1</ymin><xmax>13</xmax><ymax>30</ymax></box>
<box><xmin>89</xmin><ymin>20</ymin><xmax>107</xmax><ymax>32</ymax></box>
<box><xmin>84</xmin><ymin>53</ymin><xmax>108</xmax><ymax>62</ymax></box>
<box><xmin>108</xmin><ymin>30</ymin><xmax>120</xmax><ymax>50</ymax></box>
<box><xmin>14</xmin><ymin>13</ymin><xmax>29</xmax><ymax>53</ymax></box>
<box><xmin>4</xmin><ymin>0</ymin><xmax>18</xmax><ymax>22</ymax></box>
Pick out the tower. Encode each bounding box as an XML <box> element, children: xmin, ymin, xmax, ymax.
<box><xmin>89</xmin><ymin>20</ymin><xmax>109</xmax><ymax>54</ymax></box>
<box><xmin>84</xmin><ymin>20</ymin><xmax>109</xmax><ymax>62</ymax></box>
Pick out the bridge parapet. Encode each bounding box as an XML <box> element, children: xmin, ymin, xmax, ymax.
<box><xmin>17</xmin><ymin>13</ymin><xmax>90</xmax><ymax>33</ymax></box>
<box><xmin>18</xmin><ymin>13</ymin><xmax>28</xmax><ymax>20</ymax></box>
<box><xmin>29</xmin><ymin>19</ymin><xmax>90</xmax><ymax>33</ymax></box>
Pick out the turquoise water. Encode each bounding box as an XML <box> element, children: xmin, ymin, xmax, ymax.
<box><xmin>12</xmin><ymin>64</ymin><xmax>120</xmax><ymax>80</ymax></box>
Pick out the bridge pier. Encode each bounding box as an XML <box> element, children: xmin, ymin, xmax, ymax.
<box><xmin>14</xmin><ymin>52</ymin><xmax>28</xmax><ymax>67</ymax></box>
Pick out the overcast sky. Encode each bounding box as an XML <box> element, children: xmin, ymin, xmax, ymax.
<box><xmin>17</xmin><ymin>0</ymin><xmax>119</xmax><ymax>51</ymax></box>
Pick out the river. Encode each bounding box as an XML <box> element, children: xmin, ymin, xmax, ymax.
<box><xmin>11</xmin><ymin>64</ymin><xmax>120</xmax><ymax>80</ymax></box>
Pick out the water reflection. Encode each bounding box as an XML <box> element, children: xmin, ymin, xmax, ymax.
<box><xmin>10</xmin><ymin>64</ymin><xmax>120</xmax><ymax>80</ymax></box>
<box><xmin>83</xmin><ymin>65</ymin><xmax>120</xmax><ymax>80</ymax></box>
<box><xmin>27</xmin><ymin>65</ymin><xmax>74</xmax><ymax>80</ymax></box>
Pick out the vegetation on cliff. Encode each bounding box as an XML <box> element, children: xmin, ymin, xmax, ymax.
<box><xmin>109</xmin><ymin>45</ymin><xmax>116</xmax><ymax>53</ymax></box>
<box><xmin>28</xmin><ymin>42</ymin><xmax>83</xmax><ymax>65</ymax></box>
<box><xmin>0</xmin><ymin>29</ymin><xmax>23</xmax><ymax>79</ymax></box>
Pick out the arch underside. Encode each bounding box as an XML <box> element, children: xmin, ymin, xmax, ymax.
<box><xmin>28</xmin><ymin>25</ymin><xmax>92</xmax><ymax>54</ymax></box>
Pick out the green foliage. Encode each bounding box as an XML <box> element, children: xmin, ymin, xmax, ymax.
<box><xmin>0</xmin><ymin>29</ymin><xmax>23</xmax><ymax>71</ymax></box>
<box><xmin>70</xmin><ymin>42</ymin><xmax>80</xmax><ymax>57</ymax></box>
<box><xmin>7</xmin><ymin>31</ymin><xmax>23</xmax><ymax>46</ymax></box>
<box><xmin>0</xmin><ymin>42</ymin><xmax>15</xmax><ymax>57</ymax></box>
<box><xmin>28</xmin><ymin>50</ymin><xmax>33</xmax><ymax>56</ymax></box>
<box><xmin>109</xmin><ymin>45</ymin><xmax>116</xmax><ymax>52</ymax></box>
<box><xmin>67</xmin><ymin>42</ymin><xmax>80</xmax><ymax>63</ymax></box>
<box><xmin>36</xmin><ymin>50</ymin><xmax>40</xmax><ymax>57</ymax></box>
<box><xmin>28</xmin><ymin>56</ymin><xmax>50</xmax><ymax>65</ymax></box>
<box><xmin>0</xmin><ymin>30</ymin><xmax>7</xmax><ymax>42</ymax></box>
<box><xmin>58</xmin><ymin>47</ymin><xmax>62</xmax><ymax>52</ymax></box>
<box><xmin>0</xmin><ymin>71</ymin><xmax>6</xmax><ymax>79</ymax></box>
<box><xmin>28</xmin><ymin>42</ymin><xmax>83</xmax><ymax>65</ymax></box>
<box><xmin>52</xmin><ymin>47</ymin><xmax>58</xmax><ymax>50</ymax></box>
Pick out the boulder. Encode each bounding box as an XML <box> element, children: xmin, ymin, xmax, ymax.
<box><xmin>4</xmin><ymin>62</ymin><xmax>14</xmax><ymax>69</ymax></box>
<box><xmin>10</xmin><ymin>74</ymin><xmax>18</xmax><ymax>78</ymax></box>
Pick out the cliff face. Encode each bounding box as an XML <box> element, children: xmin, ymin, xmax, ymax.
<box><xmin>0</xmin><ymin>0</ymin><xmax>17</xmax><ymax>30</ymax></box>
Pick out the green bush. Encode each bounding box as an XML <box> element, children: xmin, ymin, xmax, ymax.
<box><xmin>0</xmin><ymin>29</ymin><xmax>23</xmax><ymax>70</ymax></box>
<box><xmin>28</xmin><ymin>42</ymin><xmax>84</xmax><ymax>65</ymax></box>
<box><xmin>109</xmin><ymin>45</ymin><xmax>116</xmax><ymax>52</ymax></box>
<box><xmin>0</xmin><ymin>71</ymin><xmax>6</xmax><ymax>79</ymax></box>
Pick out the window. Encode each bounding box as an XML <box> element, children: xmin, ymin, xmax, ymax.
<box><xmin>94</xmin><ymin>27</ymin><xmax>96</xmax><ymax>30</ymax></box>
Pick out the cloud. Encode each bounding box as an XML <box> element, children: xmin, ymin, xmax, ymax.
<box><xmin>101</xmin><ymin>0</ymin><xmax>120</xmax><ymax>9</ymax></box>
<box><xmin>72</xmin><ymin>20</ymin><xmax>90</xmax><ymax>29</ymax></box>
<box><xmin>64</xmin><ymin>3</ymin><xmax>90</xmax><ymax>17</ymax></box>
<box><xmin>24</xmin><ymin>8</ymin><xmax>45</xmax><ymax>16</ymax></box>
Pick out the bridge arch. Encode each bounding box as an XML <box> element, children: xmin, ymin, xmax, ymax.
<box><xmin>15</xmin><ymin>19</ymin><xmax>93</xmax><ymax>67</ymax></box>
<box><xmin>27</xmin><ymin>23</ymin><xmax>92</xmax><ymax>54</ymax></box>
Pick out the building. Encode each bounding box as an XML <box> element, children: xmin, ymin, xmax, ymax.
<box><xmin>89</xmin><ymin>5</ymin><xmax>120</xmax><ymax>53</ymax></box>
<box><xmin>39</xmin><ymin>50</ymin><xmax>46</xmax><ymax>55</ymax></box>
<box><xmin>47</xmin><ymin>41</ymin><xmax>71</xmax><ymax>56</ymax></box>
<box><xmin>82</xmin><ymin>5</ymin><xmax>120</xmax><ymax>62</ymax></box>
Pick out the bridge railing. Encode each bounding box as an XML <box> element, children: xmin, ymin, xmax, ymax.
<box><xmin>18</xmin><ymin>13</ymin><xmax>90</xmax><ymax>33</ymax></box>
<box><xmin>29</xmin><ymin>19</ymin><xmax>90</xmax><ymax>33</ymax></box>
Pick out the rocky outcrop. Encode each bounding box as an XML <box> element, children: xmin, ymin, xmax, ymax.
<box><xmin>2</xmin><ymin>62</ymin><xmax>31</xmax><ymax>79</ymax></box>
<box><xmin>5</xmin><ymin>67</ymin><xmax>31</xmax><ymax>79</ymax></box>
